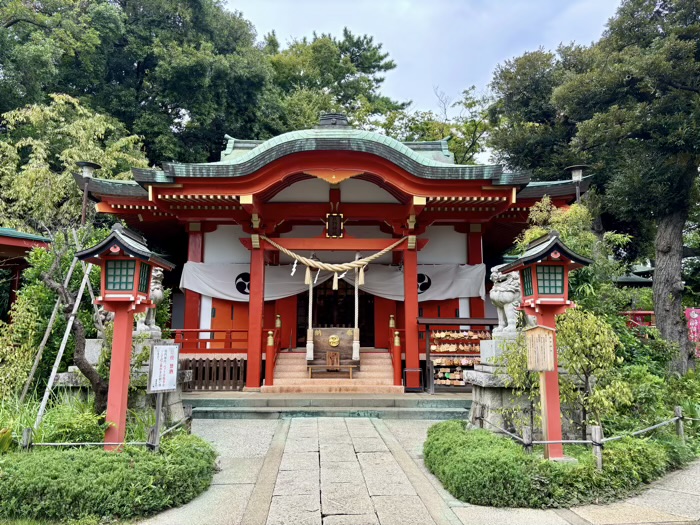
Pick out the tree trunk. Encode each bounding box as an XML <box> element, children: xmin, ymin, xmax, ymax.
<box><xmin>653</xmin><ymin>209</ymin><xmax>692</xmax><ymax>374</ymax></box>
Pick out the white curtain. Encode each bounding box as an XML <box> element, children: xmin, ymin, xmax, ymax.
<box><xmin>180</xmin><ymin>262</ymin><xmax>485</xmax><ymax>302</ymax></box>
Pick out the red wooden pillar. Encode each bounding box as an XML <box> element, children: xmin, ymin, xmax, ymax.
<box><xmin>104</xmin><ymin>303</ymin><xmax>135</xmax><ymax>450</ymax></box>
<box><xmin>403</xmin><ymin>249</ymin><xmax>420</xmax><ymax>388</ymax></box>
<box><xmin>184</xmin><ymin>226</ymin><xmax>204</xmax><ymax>330</ymax></box>
<box><xmin>246</xmin><ymin>247</ymin><xmax>265</xmax><ymax>388</ymax></box>
<box><xmin>468</xmin><ymin>225</ymin><xmax>485</xmax><ymax>319</ymax></box>
<box><xmin>7</xmin><ymin>263</ymin><xmax>24</xmax><ymax>312</ymax></box>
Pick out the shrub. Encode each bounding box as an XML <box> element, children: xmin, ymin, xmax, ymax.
<box><xmin>423</xmin><ymin>421</ymin><xmax>695</xmax><ymax>508</ymax></box>
<box><xmin>0</xmin><ymin>433</ymin><xmax>217</xmax><ymax>521</ymax></box>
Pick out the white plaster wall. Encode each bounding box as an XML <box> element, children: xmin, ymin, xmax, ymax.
<box><xmin>418</xmin><ymin>226</ymin><xmax>467</xmax><ymax>264</ymax></box>
<box><xmin>204</xmin><ymin>225</ymin><xmax>250</xmax><ymax>264</ymax></box>
<box><xmin>269</xmin><ymin>178</ymin><xmax>329</xmax><ymax>202</ymax></box>
<box><xmin>339</xmin><ymin>178</ymin><xmax>399</xmax><ymax>203</ymax></box>
<box><xmin>199</xmin><ymin>295</ymin><xmax>212</xmax><ymax>334</ymax></box>
<box><xmin>279</xmin><ymin>225</ymin><xmax>393</xmax><ymax>263</ymax></box>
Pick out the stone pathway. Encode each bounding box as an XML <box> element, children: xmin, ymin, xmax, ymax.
<box><xmin>139</xmin><ymin>418</ymin><xmax>700</xmax><ymax>525</ymax></box>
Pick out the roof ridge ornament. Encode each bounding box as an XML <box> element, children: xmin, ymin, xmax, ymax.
<box><xmin>317</xmin><ymin>112</ymin><xmax>350</xmax><ymax>128</ymax></box>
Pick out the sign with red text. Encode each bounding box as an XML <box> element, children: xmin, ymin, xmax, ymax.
<box><xmin>687</xmin><ymin>309</ymin><xmax>700</xmax><ymax>358</ymax></box>
<box><xmin>147</xmin><ymin>344</ymin><xmax>180</xmax><ymax>393</ymax></box>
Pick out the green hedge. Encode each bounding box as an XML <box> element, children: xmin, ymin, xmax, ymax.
<box><xmin>423</xmin><ymin>420</ymin><xmax>695</xmax><ymax>508</ymax></box>
<box><xmin>0</xmin><ymin>433</ymin><xmax>217</xmax><ymax>522</ymax></box>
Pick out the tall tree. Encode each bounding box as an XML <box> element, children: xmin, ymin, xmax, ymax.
<box><xmin>266</xmin><ymin>28</ymin><xmax>406</xmax><ymax>131</ymax></box>
<box><xmin>553</xmin><ymin>0</ymin><xmax>700</xmax><ymax>373</ymax></box>
<box><xmin>381</xmin><ymin>87</ymin><xmax>490</xmax><ymax>165</ymax></box>
<box><xmin>0</xmin><ymin>94</ymin><xmax>147</xmax><ymax>232</ymax></box>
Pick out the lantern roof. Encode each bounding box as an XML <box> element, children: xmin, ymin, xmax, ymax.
<box><xmin>76</xmin><ymin>224</ymin><xmax>174</xmax><ymax>270</ymax></box>
<box><xmin>499</xmin><ymin>231</ymin><xmax>592</xmax><ymax>273</ymax></box>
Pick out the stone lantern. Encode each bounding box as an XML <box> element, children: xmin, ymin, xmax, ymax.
<box><xmin>77</xmin><ymin>224</ymin><xmax>174</xmax><ymax>449</ymax></box>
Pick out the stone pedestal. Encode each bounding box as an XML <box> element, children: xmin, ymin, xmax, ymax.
<box><xmin>479</xmin><ymin>332</ymin><xmax>517</xmax><ymax>366</ymax></box>
<box><xmin>464</xmin><ymin>362</ymin><xmax>531</xmax><ymax>432</ymax></box>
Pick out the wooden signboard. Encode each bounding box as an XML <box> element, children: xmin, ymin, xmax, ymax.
<box><xmin>525</xmin><ymin>326</ymin><xmax>555</xmax><ymax>372</ymax></box>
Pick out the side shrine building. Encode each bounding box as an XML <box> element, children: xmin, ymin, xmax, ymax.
<box><xmin>75</xmin><ymin>113</ymin><xmax>587</xmax><ymax>393</ymax></box>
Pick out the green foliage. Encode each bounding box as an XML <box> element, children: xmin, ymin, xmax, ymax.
<box><xmin>0</xmin><ymin>227</ymin><xmax>110</xmax><ymax>400</ymax></box>
<box><xmin>380</xmin><ymin>87</ymin><xmax>490</xmax><ymax>164</ymax></box>
<box><xmin>0</xmin><ymin>428</ymin><xmax>11</xmax><ymax>454</ymax></box>
<box><xmin>0</xmin><ymin>95</ymin><xmax>148</xmax><ymax>231</ymax></box>
<box><xmin>424</xmin><ymin>421</ymin><xmax>695</xmax><ymax>508</ymax></box>
<box><xmin>0</xmin><ymin>433</ymin><xmax>216</xmax><ymax>521</ymax></box>
<box><xmin>557</xmin><ymin>309</ymin><xmax>626</xmax><ymax>435</ymax></box>
<box><xmin>494</xmin><ymin>334</ymin><xmax>540</xmax><ymax>433</ymax></box>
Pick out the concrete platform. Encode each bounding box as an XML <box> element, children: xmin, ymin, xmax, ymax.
<box><xmin>184</xmin><ymin>392</ymin><xmax>473</xmax><ymax>419</ymax></box>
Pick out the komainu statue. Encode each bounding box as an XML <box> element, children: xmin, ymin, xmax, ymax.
<box><xmin>135</xmin><ymin>267</ymin><xmax>165</xmax><ymax>337</ymax></box>
<box><xmin>489</xmin><ymin>264</ymin><xmax>521</xmax><ymax>334</ymax></box>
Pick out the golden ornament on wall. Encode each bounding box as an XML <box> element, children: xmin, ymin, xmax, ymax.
<box><xmin>328</xmin><ymin>335</ymin><xmax>340</xmax><ymax>347</ymax></box>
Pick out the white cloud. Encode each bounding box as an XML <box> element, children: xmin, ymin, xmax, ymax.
<box><xmin>227</xmin><ymin>0</ymin><xmax>621</xmax><ymax>111</ymax></box>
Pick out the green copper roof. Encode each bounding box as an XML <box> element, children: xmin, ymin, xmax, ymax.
<box><xmin>133</xmin><ymin>126</ymin><xmax>530</xmax><ymax>186</ymax></box>
<box><xmin>0</xmin><ymin>228</ymin><xmax>50</xmax><ymax>243</ymax></box>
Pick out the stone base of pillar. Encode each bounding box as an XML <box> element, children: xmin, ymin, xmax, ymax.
<box><xmin>352</xmin><ymin>340</ymin><xmax>360</xmax><ymax>361</ymax></box>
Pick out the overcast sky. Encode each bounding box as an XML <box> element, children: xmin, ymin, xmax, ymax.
<box><xmin>226</xmin><ymin>0</ymin><xmax>621</xmax><ymax>112</ymax></box>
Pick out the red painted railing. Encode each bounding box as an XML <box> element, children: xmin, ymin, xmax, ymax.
<box><xmin>621</xmin><ymin>311</ymin><xmax>656</xmax><ymax>328</ymax></box>
<box><xmin>173</xmin><ymin>329</ymin><xmax>248</xmax><ymax>354</ymax></box>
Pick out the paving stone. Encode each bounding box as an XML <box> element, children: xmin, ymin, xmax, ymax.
<box><xmin>319</xmin><ymin>432</ymin><xmax>353</xmax><ymax>445</ymax></box>
<box><xmin>285</xmin><ymin>437</ymin><xmax>320</xmax><ymax>453</ymax></box>
<box><xmin>352</xmin><ymin>438</ymin><xmax>388</xmax><ymax>453</ymax></box>
<box><xmin>647</xmin><ymin>472</ymin><xmax>700</xmax><ymax>496</ymax></box>
<box><xmin>323</xmin><ymin>514</ymin><xmax>379</xmax><ymax>525</ymax></box>
<box><xmin>320</xmin><ymin>443</ymin><xmax>357</xmax><ymax>462</ymax></box>
<box><xmin>213</xmin><ymin>457</ymin><xmax>264</xmax><ymax>485</ymax></box>
<box><xmin>371</xmin><ymin>495</ymin><xmax>436</xmax><ymax>525</ymax></box>
<box><xmin>362</xmin><ymin>468</ymin><xmax>415</xmax><ymax>496</ymax></box>
<box><xmin>193</xmin><ymin>419</ymin><xmax>278</xmax><ymax>458</ymax></box>
<box><xmin>140</xmin><ymin>484</ymin><xmax>254</xmax><ymax>525</ymax></box>
<box><xmin>273</xmin><ymin>469</ymin><xmax>320</xmax><ymax>496</ymax></box>
<box><xmin>280</xmin><ymin>452</ymin><xmax>320</xmax><ymax>471</ymax></box>
<box><xmin>571</xmin><ymin>502</ymin><xmax>691</xmax><ymax>524</ymax></box>
<box><xmin>452</xmin><ymin>506</ymin><xmax>570</xmax><ymax>525</ymax></box>
<box><xmin>321</xmin><ymin>461</ymin><xmax>365</xmax><ymax>484</ymax></box>
<box><xmin>321</xmin><ymin>482</ymin><xmax>375</xmax><ymax>516</ymax></box>
<box><xmin>381</xmin><ymin>420</ymin><xmax>440</xmax><ymax>458</ymax></box>
<box><xmin>267</xmin><ymin>494</ymin><xmax>321</xmax><ymax>525</ymax></box>
<box><xmin>626</xmin><ymin>488</ymin><xmax>700</xmax><ymax>519</ymax></box>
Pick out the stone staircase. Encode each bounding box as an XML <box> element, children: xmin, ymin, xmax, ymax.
<box><xmin>260</xmin><ymin>351</ymin><xmax>405</xmax><ymax>394</ymax></box>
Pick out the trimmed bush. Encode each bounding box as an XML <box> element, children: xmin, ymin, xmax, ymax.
<box><xmin>424</xmin><ymin>421</ymin><xmax>695</xmax><ymax>508</ymax></box>
<box><xmin>0</xmin><ymin>433</ymin><xmax>217</xmax><ymax>521</ymax></box>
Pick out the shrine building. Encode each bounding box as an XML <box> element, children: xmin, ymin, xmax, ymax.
<box><xmin>75</xmin><ymin>113</ymin><xmax>586</xmax><ymax>393</ymax></box>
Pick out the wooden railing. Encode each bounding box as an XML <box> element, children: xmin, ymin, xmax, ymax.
<box><xmin>620</xmin><ymin>310</ymin><xmax>656</xmax><ymax>328</ymax></box>
<box><xmin>173</xmin><ymin>329</ymin><xmax>248</xmax><ymax>354</ymax></box>
<box><xmin>181</xmin><ymin>357</ymin><xmax>246</xmax><ymax>391</ymax></box>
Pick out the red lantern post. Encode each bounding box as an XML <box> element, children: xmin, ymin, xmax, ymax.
<box><xmin>77</xmin><ymin>225</ymin><xmax>173</xmax><ymax>450</ymax></box>
<box><xmin>500</xmin><ymin>232</ymin><xmax>591</xmax><ymax>460</ymax></box>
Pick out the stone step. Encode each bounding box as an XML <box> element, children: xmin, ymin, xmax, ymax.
<box><xmin>191</xmin><ymin>405</ymin><xmax>469</xmax><ymax>419</ymax></box>
<box><xmin>274</xmin><ymin>371</ymin><xmax>393</xmax><ymax>379</ymax></box>
<box><xmin>184</xmin><ymin>396</ymin><xmax>472</xmax><ymax>409</ymax></box>
<box><xmin>260</xmin><ymin>382</ymin><xmax>404</xmax><ymax>395</ymax></box>
<box><xmin>273</xmin><ymin>378</ymin><xmax>396</xmax><ymax>386</ymax></box>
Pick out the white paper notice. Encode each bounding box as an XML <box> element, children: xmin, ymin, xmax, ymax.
<box><xmin>148</xmin><ymin>344</ymin><xmax>180</xmax><ymax>393</ymax></box>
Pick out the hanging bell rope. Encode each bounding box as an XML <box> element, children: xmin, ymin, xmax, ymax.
<box><xmin>260</xmin><ymin>235</ymin><xmax>408</xmax><ymax>290</ymax></box>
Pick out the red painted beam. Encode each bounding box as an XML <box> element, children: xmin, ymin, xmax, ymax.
<box><xmin>240</xmin><ymin>237</ymin><xmax>428</xmax><ymax>252</ymax></box>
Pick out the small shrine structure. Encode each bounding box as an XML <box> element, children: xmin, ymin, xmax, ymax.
<box><xmin>74</xmin><ymin>113</ymin><xmax>588</xmax><ymax>392</ymax></box>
